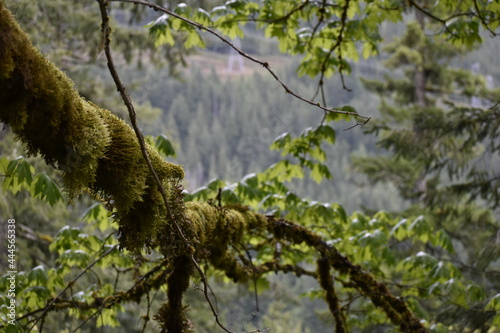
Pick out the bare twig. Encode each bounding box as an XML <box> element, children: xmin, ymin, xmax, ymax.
<box><xmin>108</xmin><ymin>0</ymin><xmax>368</xmax><ymax>121</ymax></box>
<box><xmin>490</xmin><ymin>100</ymin><xmax>500</xmax><ymax>109</ymax></box>
<box><xmin>313</xmin><ymin>0</ymin><xmax>352</xmax><ymax>95</ymax></box>
<box><xmin>343</xmin><ymin>117</ymin><xmax>371</xmax><ymax>131</ymax></box>
<box><xmin>141</xmin><ymin>292</ymin><xmax>151</xmax><ymax>333</ymax></box>
<box><xmin>240</xmin><ymin>243</ymin><xmax>260</xmax><ymax>313</ymax></box>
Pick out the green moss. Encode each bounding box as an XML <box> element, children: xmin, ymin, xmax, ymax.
<box><xmin>0</xmin><ymin>2</ymin><xmax>270</xmax><ymax>257</ymax></box>
<box><xmin>0</xmin><ymin>3</ymin><xmax>185</xmax><ymax>252</ymax></box>
<box><xmin>223</xmin><ymin>210</ymin><xmax>245</xmax><ymax>241</ymax></box>
<box><xmin>240</xmin><ymin>210</ymin><xmax>268</xmax><ymax>230</ymax></box>
<box><xmin>185</xmin><ymin>202</ymin><xmax>219</xmax><ymax>241</ymax></box>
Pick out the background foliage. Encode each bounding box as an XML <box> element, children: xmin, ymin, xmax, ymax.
<box><xmin>1</xmin><ymin>0</ymin><xmax>499</xmax><ymax>332</ymax></box>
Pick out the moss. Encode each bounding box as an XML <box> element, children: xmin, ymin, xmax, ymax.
<box><xmin>0</xmin><ymin>5</ymin><xmax>110</xmax><ymax>198</ymax></box>
<box><xmin>155</xmin><ymin>256</ymin><xmax>194</xmax><ymax>333</ymax></box>
<box><xmin>223</xmin><ymin>209</ymin><xmax>246</xmax><ymax>241</ymax></box>
<box><xmin>182</xmin><ymin>202</ymin><xmax>272</xmax><ymax>253</ymax></box>
<box><xmin>0</xmin><ymin>2</ymin><xmax>264</xmax><ymax>256</ymax></box>
<box><xmin>317</xmin><ymin>257</ymin><xmax>347</xmax><ymax>332</ymax></box>
<box><xmin>185</xmin><ymin>201</ymin><xmax>218</xmax><ymax>244</ymax></box>
<box><xmin>0</xmin><ymin>3</ymin><xmax>184</xmax><ymax>252</ymax></box>
<box><xmin>240</xmin><ymin>210</ymin><xmax>268</xmax><ymax>230</ymax></box>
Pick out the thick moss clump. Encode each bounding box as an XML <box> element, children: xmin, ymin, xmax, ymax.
<box><xmin>0</xmin><ymin>3</ymin><xmax>184</xmax><ymax>251</ymax></box>
<box><xmin>0</xmin><ymin>8</ymin><xmax>109</xmax><ymax>195</ymax></box>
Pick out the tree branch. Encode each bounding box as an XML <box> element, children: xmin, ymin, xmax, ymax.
<box><xmin>108</xmin><ymin>0</ymin><xmax>368</xmax><ymax>121</ymax></box>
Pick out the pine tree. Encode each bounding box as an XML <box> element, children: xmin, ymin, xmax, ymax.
<box><xmin>355</xmin><ymin>13</ymin><xmax>500</xmax><ymax>330</ymax></box>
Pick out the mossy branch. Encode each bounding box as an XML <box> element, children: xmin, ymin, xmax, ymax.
<box><xmin>0</xmin><ymin>3</ymin><xmax>426</xmax><ymax>332</ymax></box>
<box><xmin>0</xmin><ymin>1</ymin><xmax>184</xmax><ymax>251</ymax></box>
<box><xmin>317</xmin><ymin>256</ymin><xmax>347</xmax><ymax>332</ymax></box>
<box><xmin>96</xmin><ymin>3</ymin><xmax>267</xmax><ymax>333</ymax></box>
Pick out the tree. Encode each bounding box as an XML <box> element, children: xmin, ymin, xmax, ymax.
<box><xmin>354</xmin><ymin>10</ymin><xmax>500</xmax><ymax>332</ymax></box>
<box><xmin>1</xmin><ymin>1</ymin><xmax>499</xmax><ymax>332</ymax></box>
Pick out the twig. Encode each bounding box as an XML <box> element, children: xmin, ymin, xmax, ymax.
<box><xmin>140</xmin><ymin>292</ymin><xmax>151</xmax><ymax>333</ymax></box>
<box><xmin>71</xmin><ymin>302</ymin><xmax>109</xmax><ymax>332</ymax></box>
<box><xmin>343</xmin><ymin>117</ymin><xmax>371</xmax><ymax>131</ymax></box>
<box><xmin>406</xmin><ymin>0</ymin><xmax>487</xmax><ymax>39</ymax></box>
<box><xmin>314</xmin><ymin>0</ymin><xmax>352</xmax><ymax>95</ymax></box>
<box><xmin>490</xmin><ymin>100</ymin><xmax>500</xmax><ymax>109</ymax></box>
<box><xmin>108</xmin><ymin>0</ymin><xmax>368</xmax><ymax>121</ymax></box>
<box><xmin>407</xmin><ymin>0</ymin><xmax>474</xmax><ymax>24</ymax></box>
<box><xmin>240</xmin><ymin>243</ymin><xmax>260</xmax><ymax>313</ymax></box>
<box><xmin>472</xmin><ymin>0</ymin><xmax>498</xmax><ymax>37</ymax></box>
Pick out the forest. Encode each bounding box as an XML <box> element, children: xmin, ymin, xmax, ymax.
<box><xmin>0</xmin><ymin>0</ymin><xmax>499</xmax><ymax>332</ymax></box>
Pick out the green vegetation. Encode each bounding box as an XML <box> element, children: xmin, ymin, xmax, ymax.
<box><xmin>354</xmin><ymin>12</ymin><xmax>500</xmax><ymax>330</ymax></box>
<box><xmin>0</xmin><ymin>1</ymin><xmax>499</xmax><ymax>332</ymax></box>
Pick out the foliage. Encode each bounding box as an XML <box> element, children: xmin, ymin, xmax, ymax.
<box><xmin>1</xmin><ymin>0</ymin><xmax>499</xmax><ymax>333</ymax></box>
<box><xmin>354</xmin><ymin>14</ymin><xmax>500</xmax><ymax>332</ymax></box>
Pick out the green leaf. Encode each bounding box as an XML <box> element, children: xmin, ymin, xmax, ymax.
<box><xmin>408</xmin><ymin>215</ymin><xmax>431</xmax><ymax>242</ymax></box>
<box><xmin>255</xmin><ymin>277</ymin><xmax>270</xmax><ymax>294</ymax></box>
<box><xmin>486</xmin><ymin>293</ymin><xmax>500</xmax><ymax>311</ymax></box>
<box><xmin>155</xmin><ymin>134</ymin><xmax>176</xmax><ymax>157</ymax></box>
<box><xmin>310</xmin><ymin>163</ymin><xmax>332</xmax><ymax>183</ymax></box>
<box><xmin>207</xmin><ymin>178</ymin><xmax>226</xmax><ymax>192</ymax></box>
<box><xmin>466</xmin><ymin>283</ymin><xmax>485</xmax><ymax>302</ymax></box>
<box><xmin>8</xmin><ymin>157</ymin><xmax>33</xmax><ymax>184</ymax></box>
<box><xmin>326</xmin><ymin>105</ymin><xmax>357</xmax><ymax>122</ymax></box>
<box><xmin>271</xmin><ymin>132</ymin><xmax>291</xmax><ymax>151</ymax></box>
<box><xmin>57</xmin><ymin>249</ymin><xmax>90</xmax><ymax>268</ymax></box>
<box><xmin>155</xmin><ymin>28</ymin><xmax>175</xmax><ymax>47</ymax></box>
<box><xmin>33</xmin><ymin>173</ymin><xmax>63</xmax><ymax>206</ymax></box>
<box><xmin>82</xmin><ymin>203</ymin><xmax>112</xmax><ymax>232</ymax></box>
<box><xmin>316</xmin><ymin>125</ymin><xmax>336</xmax><ymax>144</ymax></box>
<box><xmin>221</xmin><ymin>186</ymin><xmax>243</xmax><ymax>204</ymax></box>
<box><xmin>185</xmin><ymin>30</ymin><xmax>205</xmax><ymax>49</ymax></box>
<box><xmin>362</xmin><ymin>42</ymin><xmax>378</xmax><ymax>59</ymax></box>
<box><xmin>193</xmin><ymin>8</ymin><xmax>212</xmax><ymax>26</ymax></box>
<box><xmin>432</xmin><ymin>230</ymin><xmax>454</xmax><ymax>252</ymax></box>
<box><xmin>23</xmin><ymin>286</ymin><xmax>50</xmax><ymax>308</ymax></box>
<box><xmin>390</xmin><ymin>218</ymin><xmax>408</xmax><ymax>240</ymax></box>
<box><xmin>97</xmin><ymin>306</ymin><xmax>123</xmax><ymax>328</ymax></box>
<box><xmin>50</xmin><ymin>226</ymin><xmax>83</xmax><ymax>254</ymax></box>
<box><xmin>27</xmin><ymin>265</ymin><xmax>48</xmax><ymax>286</ymax></box>
<box><xmin>332</xmin><ymin>203</ymin><xmax>348</xmax><ymax>225</ymax></box>
<box><xmin>2</xmin><ymin>156</ymin><xmax>34</xmax><ymax>193</ymax></box>
<box><xmin>5</xmin><ymin>321</ymin><xmax>23</xmax><ymax>333</ymax></box>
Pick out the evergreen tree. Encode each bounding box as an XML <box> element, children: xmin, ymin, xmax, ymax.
<box><xmin>355</xmin><ymin>14</ymin><xmax>500</xmax><ymax>330</ymax></box>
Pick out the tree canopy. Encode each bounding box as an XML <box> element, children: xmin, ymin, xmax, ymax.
<box><xmin>0</xmin><ymin>1</ymin><xmax>499</xmax><ymax>332</ymax></box>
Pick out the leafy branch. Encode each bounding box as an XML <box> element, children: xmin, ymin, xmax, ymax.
<box><xmin>108</xmin><ymin>0</ymin><xmax>369</xmax><ymax>122</ymax></box>
<box><xmin>316</xmin><ymin>0</ymin><xmax>352</xmax><ymax>92</ymax></box>
<box><xmin>28</xmin><ymin>244</ymin><xmax>119</xmax><ymax>332</ymax></box>
<box><xmin>407</xmin><ymin>0</ymin><xmax>498</xmax><ymax>39</ymax></box>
